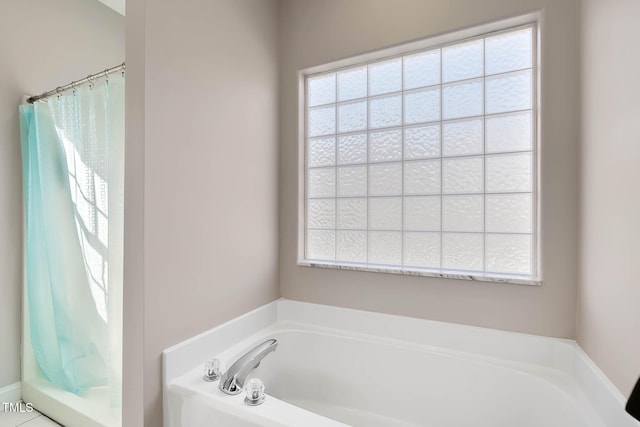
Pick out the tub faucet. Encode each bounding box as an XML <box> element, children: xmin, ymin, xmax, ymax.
<box><xmin>219</xmin><ymin>339</ymin><xmax>278</xmax><ymax>395</ymax></box>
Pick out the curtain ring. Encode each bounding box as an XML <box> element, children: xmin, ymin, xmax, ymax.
<box><xmin>104</xmin><ymin>69</ymin><xmax>110</xmax><ymax>85</ymax></box>
<box><xmin>121</xmin><ymin>62</ymin><xmax>125</xmax><ymax>77</ymax></box>
<box><xmin>71</xmin><ymin>81</ymin><xmax>77</xmax><ymax>96</ymax></box>
<box><xmin>87</xmin><ymin>74</ymin><xmax>95</xmax><ymax>90</ymax></box>
<box><xmin>55</xmin><ymin>87</ymin><xmax>63</xmax><ymax>100</ymax></box>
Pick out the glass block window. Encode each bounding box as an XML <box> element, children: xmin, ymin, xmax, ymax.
<box><xmin>303</xmin><ymin>25</ymin><xmax>537</xmax><ymax>282</ymax></box>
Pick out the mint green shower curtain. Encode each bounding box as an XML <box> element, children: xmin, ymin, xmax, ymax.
<box><xmin>19</xmin><ymin>73</ymin><xmax>124</xmax><ymax>400</ymax></box>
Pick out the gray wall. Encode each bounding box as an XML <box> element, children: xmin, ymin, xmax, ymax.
<box><xmin>578</xmin><ymin>0</ymin><xmax>640</xmax><ymax>397</ymax></box>
<box><xmin>123</xmin><ymin>0</ymin><xmax>281</xmax><ymax>425</ymax></box>
<box><xmin>0</xmin><ymin>0</ymin><xmax>124</xmax><ymax>391</ymax></box>
<box><xmin>279</xmin><ymin>0</ymin><xmax>580</xmax><ymax>338</ymax></box>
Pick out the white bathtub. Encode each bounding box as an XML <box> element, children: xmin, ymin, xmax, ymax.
<box><xmin>164</xmin><ymin>300</ymin><xmax>637</xmax><ymax>427</ymax></box>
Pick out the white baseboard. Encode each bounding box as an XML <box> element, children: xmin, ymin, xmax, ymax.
<box><xmin>0</xmin><ymin>382</ymin><xmax>21</xmax><ymax>404</ymax></box>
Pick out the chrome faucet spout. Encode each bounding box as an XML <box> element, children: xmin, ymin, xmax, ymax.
<box><xmin>219</xmin><ymin>339</ymin><xmax>278</xmax><ymax>395</ymax></box>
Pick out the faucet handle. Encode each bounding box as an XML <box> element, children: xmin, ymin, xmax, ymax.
<box><xmin>244</xmin><ymin>378</ymin><xmax>266</xmax><ymax>406</ymax></box>
<box><xmin>203</xmin><ymin>358</ymin><xmax>221</xmax><ymax>382</ymax></box>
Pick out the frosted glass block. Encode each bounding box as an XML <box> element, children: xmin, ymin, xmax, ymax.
<box><xmin>337</xmin><ymin>231</ymin><xmax>367</xmax><ymax>263</ymax></box>
<box><xmin>338</xmin><ymin>133</ymin><xmax>367</xmax><ymax>165</ymax></box>
<box><xmin>404</xmin><ymin>87</ymin><xmax>440</xmax><ymax>125</ymax></box>
<box><xmin>308</xmin><ymin>199</ymin><xmax>335</xmax><ymax>229</ymax></box>
<box><xmin>404</xmin><ymin>160</ymin><xmax>441</xmax><ymax>195</ymax></box>
<box><xmin>337</xmin><ymin>198</ymin><xmax>367</xmax><ymax>229</ymax></box>
<box><xmin>486</xmin><ymin>234</ymin><xmax>531</xmax><ymax>274</ymax></box>
<box><xmin>370</xmin><ymin>94</ymin><xmax>402</xmax><ymax>129</ymax></box>
<box><xmin>308</xmin><ymin>106</ymin><xmax>336</xmax><ymax>137</ymax></box>
<box><xmin>442</xmin><ymin>233</ymin><xmax>483</xmax><ymax>271</ymax></box>
<box><xmin>307</xmin><ymin>229</ymin><xmax>335</xmax><ymax>261</ymax></box>
<box><xmin>403</xmin><ymin>196</ymin><xmax>440</xmax><ymax>231</ymax></box>
<box><xmin>486</xmin><ymin>194</ymin><xmax>532</xmax><ymax>233</ymax></box>
<box><xmin>442</xmin><ymin>157</ymin><xmax>483</xmax><ymax>194</ymax></box>
<box><xmin>368</xmin><ymin>231</ymin><xmax>402</xmax><ymax>265</ymax></box>
<box><xmin>442</xmin><ymin>39</ymin><xmax>484</xmax><ymax>83</ymax></box>
<box><xmin>404</xmin><ymin>124</ymin><xmax>440</xmax><ymax>160</ymax></box>
<box><xmin>369</xmin><ymin>58</ymin><xmax>402</xmax><ymax>96</ymax></box>
<box><xmin>485</xmin><ymin>28</ymin><xmax>532</xmax><ymax>75</ymax></box>
<box><xmin>403</xmin><ymin>232</ymin><xmax>440</xmax><ymax>268</ymax></box>
<box><xmin>486</xmin><ymin>153</ymin><xmax>532</xmax><ymax>193</ymax></box>
<box><xmin>486</xmin><ymin>70</ymin><xmax>532</xmax><ymax>114</ymax></box>
<box><xmin>308</xmin><ymin>167</ymin><xmax>335</xmax><ymax>198</ymax></box>
<box><xmin>337</xmin><ymin>166</ymin><xmax>367</xmax><ymax>197</ymax></box>
<box><xmin>369</xmin><ymin>197</ymin><xmax>402</xmax><ymax>230</ymax></box>
<box><xmin>308</xmin><ymin>73</ymin><xmax>336</xmax><ymax>107</ymax></box>
<box><xmin>338</xmin><ymin>100</ymin><xmax>367</xmax><ymax>133</ymax></box>
<box><xmin>308</xmin><ymin>137</ymin><xmax>335</xmax><ymax>167</ymax></box>
<box><xmin>369</xmin><ymin>163</ymin><xmax>402</xmax><ymax>196</ymax></box>
<box><xmin>443</xmin><ymin>79</ymin><xmax>483</xmax><ymax>120</ymax></box>
<box><xmin>486</xmin><ymin>111</ymin><xmax>532</xmax><ymax>153</ymax></box>
<box><xmin>443</xmin><ymin>118</ymin><xmax>484</xmax><ymax>157</ymax></box>
<box><xmin>369</xmin><ymin>129</ymin><xmax>402</xmax><ymax>162</ymax></box>
<box><xmin>338</xmin><ymin>66</ymin><xmax>367</xmax><ymax>102</ymax></box>
<box><xmin>442</xmin><ymin>195</ymin><xmax>484</xmax><ymax>232</ymax></box>
<box><xmin>404</xmin><ymin>50</ymin><xmax>440</xmax><ymax>90</ymax></box>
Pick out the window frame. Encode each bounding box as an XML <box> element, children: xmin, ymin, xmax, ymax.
<box><xmin>297</xmin><ymin>13</ymin><xmax>541</xmax><ymax>285</ymax></box>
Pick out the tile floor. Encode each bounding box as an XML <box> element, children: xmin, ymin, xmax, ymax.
<box><xmin>0</xmin><ymin>403</ymin><xmax>61</xmax><ymax>426</ymax></box>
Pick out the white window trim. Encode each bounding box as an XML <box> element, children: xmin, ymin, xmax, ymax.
<box><xmin>296</xmin><ymin>12</ymin><xmax>542</xmax><ymax>286</ymax></box>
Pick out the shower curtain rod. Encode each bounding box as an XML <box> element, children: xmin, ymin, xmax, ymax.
<box><xmin>27</xmin><ymin>62</ymin><xmax>125</xmax><ymax>104</ymax></box>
